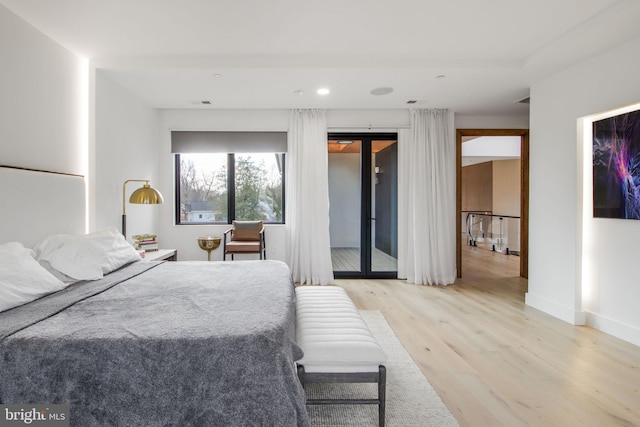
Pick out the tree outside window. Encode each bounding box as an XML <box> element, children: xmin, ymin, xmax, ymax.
<box><xmin>177</xmin><ymin>153</ymin><xmax>284</xmax><ymax>224</ymax></box>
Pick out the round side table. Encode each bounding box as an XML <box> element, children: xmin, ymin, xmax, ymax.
<box><xmin>197</xmin><ymin>236</ymin><xmax>221</xmax><ymax>261</ymax></box>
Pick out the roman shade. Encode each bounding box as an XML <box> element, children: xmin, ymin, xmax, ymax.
<box><xmin>171</xmin><ymin>131</ymin><xmax>287</xmax><ymax>153</ymax></box>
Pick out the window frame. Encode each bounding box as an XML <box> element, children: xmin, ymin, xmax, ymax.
<box><xmin>174</xmin><ymin>153</ymin><xmax>286</xmax><ymax>225</ymax></box>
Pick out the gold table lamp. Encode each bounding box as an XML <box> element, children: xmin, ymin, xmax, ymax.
<box><xmin>122</xmin><ymin>179</ymin><xmax>163</xmax><ymax>239</ymax></box>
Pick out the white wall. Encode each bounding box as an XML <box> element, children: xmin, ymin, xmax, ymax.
<box><xmin>528</xmin><ymin>35</ymin><xmax>640</xmax><ymax>346</ymax></box>
<box><xmin>157</xmin><ymin>109</ymin><xmax>290</xmax><ymax>261</ymax></box>
<box><xmin>327</xmin><ymin>110</ymin><xmax>530</xmax><ymax>132</ymax></box>
<box><xmin>0</xmin><ymin>5</ymin><xmax>85</xmax><ymax>176</ymax></box>
<box><xmin>455</xmin><ymin>114</ymin><xmax>529</xmax><ymax>130</ymax></box>
<box><xmin>156</xmin><ymin>109</ymin><xmax>424</xmax><ymax>261</ymax></box>
<box><xmin>91</xmin><ymin>70</ymin><xmax>160</xmax><ymax>239</ymax></box>
<box><xmin>328</xmin><ymin>153</ymin><xmax>361</xmax><ymax>248</ymax></box>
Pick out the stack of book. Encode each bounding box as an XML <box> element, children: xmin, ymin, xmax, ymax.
<box><xmin>132</xmin><ymin>234</ymin><xmax>158</xmax><ymax>252</ymax></box>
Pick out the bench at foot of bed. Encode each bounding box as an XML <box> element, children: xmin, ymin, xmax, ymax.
<box><xmin>295</xmin><ymin>285</ymin><xmax>387</xmax><ymax>427</ymax></box>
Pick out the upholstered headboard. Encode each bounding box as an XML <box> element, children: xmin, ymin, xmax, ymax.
<box><xmin>0</xmin><ymin>166</ymin><xmax>86</xmax><ymax>247</ymax></box>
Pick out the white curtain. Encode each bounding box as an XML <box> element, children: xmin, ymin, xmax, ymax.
<box><xmin>285</xmin><ymin>109</ymin><xmax>334</xmax><ymax>285</ymax></box>
<box><xmin>398</xmin><ymin>109</ymin><xmax>456</xmax><ymax>285</ymax></box>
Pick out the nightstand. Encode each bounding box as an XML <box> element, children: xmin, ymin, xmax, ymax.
<box><xmin>143</xmin><ymin>249</ymin><xmax>177</xmax><ymax>261</ymax></box>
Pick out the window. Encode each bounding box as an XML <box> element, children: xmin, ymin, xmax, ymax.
<box><xmin>171</xmin><ymin>131</ymin><xmax>287</xmax><ymax>225</ymax></box>
<box><xmin>176</xmin><ymin>152</ymin><xmax>285</xmax><ymax>224</ymax></box>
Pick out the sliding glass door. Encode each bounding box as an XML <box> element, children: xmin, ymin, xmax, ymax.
<box><xmin>328</xmin><ymin>133</ymin><xmax>397</xmax><ymax>278</ymax></box>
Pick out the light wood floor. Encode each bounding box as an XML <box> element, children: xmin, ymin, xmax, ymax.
<box><xmin>336</xmin><ymin>246</ymin><xmax>640</xmax><ymax>427</ymax></box>
<box><xmin>331</xmin><ymin>247</ymin><xmax>398</xmax><ymax>272</ymax></box>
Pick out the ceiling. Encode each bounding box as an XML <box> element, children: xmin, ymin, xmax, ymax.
<box><xmin>3</xmin><ymin>0</ymin><xmax>640</xmax><ymax>114</ymax></box>
<box><xmin>461</xmin><ymin>136</ymin><xmax>521</xmax><ymax>166</ymax></box>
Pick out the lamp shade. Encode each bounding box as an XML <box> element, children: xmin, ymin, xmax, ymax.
<box><xmin>129</xmin><ymin>184</ymin><xmax>164</xmax><ymax>205</ymax></box>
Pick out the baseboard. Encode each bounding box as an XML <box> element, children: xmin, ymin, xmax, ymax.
<box><xmin>525</xmin><ymin>292</ymin><xmax>585</xmax><ymax>325</ymax></box>
<box><xmin>525</xmin><ymin>293</ymin><xmax>640</xmax><ymax>347</ymax></box>
<box><xmin>585</xmin><ymin>312</ymin><xmax>640</xmax><ymax>347</ymax></box>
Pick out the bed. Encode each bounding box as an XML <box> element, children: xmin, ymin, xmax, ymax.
<box><xmin>0</xmin><ymin>166</ymin><xmax>310</xmax><ymax>426</ymax></box>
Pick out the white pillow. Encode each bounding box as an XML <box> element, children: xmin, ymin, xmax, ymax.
<box><xmin>0</xmin><ymin>242</ymin><xmax>66</xmax><ymax>312</ymax></box>
<box><xmin>33</xmin><ymin>233</ymin><xmax>77</xmax><ymax>282</ymax></box>
<box><xmin>45</xmin><ymin>227</ymin><xmax>141</xmax><ymax>281</ymax></box>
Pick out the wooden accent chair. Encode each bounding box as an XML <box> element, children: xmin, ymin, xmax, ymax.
<box><xmin>223</xmin><ymin>220</ymin><xmax>266</xmax><ymax>260</ymax></box>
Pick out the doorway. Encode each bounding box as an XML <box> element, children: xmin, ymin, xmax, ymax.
<box><xmin>328</xmin><ymin>133</ymin><xmax>398</xmax><ymax>278</ymax></box>
<box><xmin>456</xmin><ymin>129</ymin><xmax>529</xmax><ymax>278</ymax></box>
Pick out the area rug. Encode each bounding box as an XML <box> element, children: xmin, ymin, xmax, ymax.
<box><xmin>306</xmin><ymin>310</ymin><xmax>460</xmax><ymax>427</ymax></box>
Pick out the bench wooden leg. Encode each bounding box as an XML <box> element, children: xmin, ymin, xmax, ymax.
<box><xmin>378</xmin><ymin>365</ymin><xmax>386</xmax><ymax>427</ymax></box>
<box><xmin>297</xmin><ymin>364</ymin><xmax>386</xmax><ymax>427</ymax></box>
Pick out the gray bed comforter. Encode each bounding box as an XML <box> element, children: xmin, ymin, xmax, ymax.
<box><xmin>0</xmin><ymin>260</ymin><xmax>310</xmax><ymax>427</ymax></box>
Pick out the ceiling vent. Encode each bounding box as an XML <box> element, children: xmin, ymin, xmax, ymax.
<box><xmin>406</xmin><ymin>100</ymin><xmax>417</xmax><ymax>104</ymax></box>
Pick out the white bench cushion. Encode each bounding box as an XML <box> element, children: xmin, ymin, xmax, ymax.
<box><xmin>295</xmin><ymin>286</ymin><xmax>386</xmax><ymax>373</ymax></box>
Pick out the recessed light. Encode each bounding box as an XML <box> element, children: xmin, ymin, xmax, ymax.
<box><xmin>293</xmin><ymin>90</ymin><xmax>303</xmax><ymax>96</ymax></box>
<box><xmin>201</xmin><ymin>100</ymin><xmax>212</xmax><ymax>105</ymax></box>
<box><xmin>317</xmin><ymin>88</ymin><xmax>330</xmax><ymax>95</ymax></box>
<box><xmin>370</xmin><ymin>87</ymin><xmax>394</xmax><ymax>96</ymax></box>
<box><xmin>406</xmin><ymin>100</ymin><xmax>418</xmax><ymax>104</ymax></box>
<box><xmin>212</xmin><ymin>73</ymin><xmax>223</xmax><ymax>78</ymax></box>
<box><xmin>337</xmin><ymin>140</ymin><xmax>354</xmax><ymax>145</ymax></box>
<box><xmin>436</xmin><ymin>75</ymin><xmax>446</xmax><ymax>79</ymax></box>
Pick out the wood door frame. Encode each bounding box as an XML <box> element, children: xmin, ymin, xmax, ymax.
<box><xmin>456</xmin><ymin>129</ymin><xmax>529</xmax><ymax>278</ymax></box>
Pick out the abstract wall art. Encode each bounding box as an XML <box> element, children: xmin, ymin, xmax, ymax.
<box><xmin>593</xmin><ymin>108</ymin><xmax>640</xmax><ymax>219</ymax></box>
